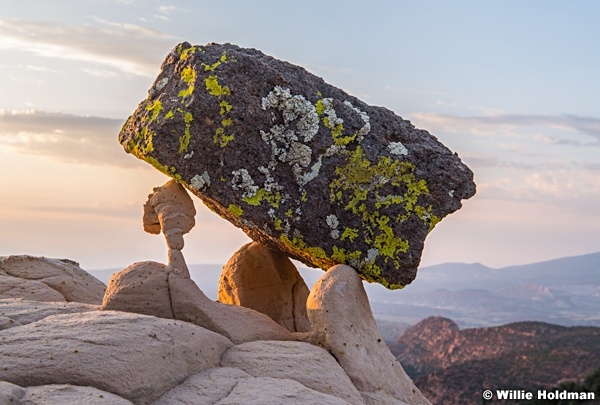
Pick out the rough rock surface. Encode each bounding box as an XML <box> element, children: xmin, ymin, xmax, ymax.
<box><xmin>361</xmin><ymin>391</ymin><xmax>413</xmax><ymax>405</ymax></box>
<box><xmin>102</xmin><ymin>261</ymin><xmax>173</xmax><ymax>318</ymax></box>
<box><xmin>0</xmin><ymin>275</ymin><xmax>65</xmax><ymax>302</ymax></box>
<box><xmin>218</xmin><ymin>241</ymin><xmax>311</xmax><ymax>332</ymax></box>
<box><xmin>307</xmin><ymin>264</ymin><xmax>431</xmax><ymax>405</ymax></box>
<box><xmin>143</xmin><ymin>180</ymin><xmax>196</xmax><ymax>276</ymax></box>
<box><xmin>152</xmin><ymin>367</ymin><xmax>253</xmax><ymax>405</ymax></box>
<box><xmin>153</xmin><ymin>366</ymin><xmax>354</xmax><ymax>405</ymax></box>
<box><xmin>214</xmin><ymin>377</ymin><xmax>352</xmax><ymax>405</ymax></box>
<box><xmin>119</xmin><ymin>42</ymin><xmax>476</xmax><ymax>288</ymax></box>
<box><xmin>0</xmin><ymin>299</ymin><xmax>97</xmax><ymax>330</ymax></box>
<box><xmin>169</xmin><ymin>271</ymin><xmax>296</xmax><ymax>344</ymax></box>
<box><xmin>0</xmin><ymin>310</ymin><xmax>233</xmax><ymax>404</ymax></box>
<box><xmin>0</xmin><ymin>255</ymin><xmax>106</xmax><ymax>304</ymax></box>
<box><xmin>0</xmin><ymin>381</ymin><xmax>134</xmax><ymax>405</ymax></box>
<box><xmin>0</xmin><ymin>256</ymin><xmax>433</xmax><ymax>404</ymax></box>
<box><xmin>100</xmin><ymin>259</ymin><xmax>296</xmax><ymax>344</ymax></box>
<box><xmin>221</xmin><ymin>340</ymin><xmax>365</xmax><ymax>405</ymax></box>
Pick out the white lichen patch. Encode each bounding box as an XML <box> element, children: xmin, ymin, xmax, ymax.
<box><xmin>184</xmin><ymin>150</ymin><xmax>195</xmax><ymax>159</ymax></box>
<box><xmin>448</xmin><ymin>190</ymin><xmax>455</xmax><ymax>198</ymax></box>
<box><xmin>343</xmin><ymin>100</ymin><xmax>371</xmax><ymax>139</ymax></box>
<box><xmin>321</xmin><ymin>98</ymin><xmax>344</xmax><ymax>128</ymax></box>
<box><xmin>326</xmin><ymin>214</ymin><xmax>339</xmax><ymax>229</ymax></box>
<box><xmin>253</xmin><ymin>86</ymin><xmax>381</xmax><ymax>248</ymax></box>
<box><xmin>366</xmin><ymin>248</ymin><xmax>379</xmax><ymax>263</ymax></box>
<box><xmin>326</xmin><ymin>214</ymin><xmax>340</xmax><ymax>239</ymax></box>
<box><xmin>259</xmin><ymin>166</ymin><xmax>283</xmax><ymax>193</ymax></box>
<box><xmin>231</xmin><ymin>168</ymin><xmax>258</xmax><ymax>198</ymax></box>
<box><xmin>260</xmin><ymin>86</ymin><xmax>324</xmax><ymax>189</ymax></box>
<box><xmin>298</xmin><ymin>157</ymin><xmax>323</xmax><ymax>186</ymax></box>
<box><xmin>190</xmin><ymin>171</ymin><xmax>211</xmax><ymax>191</ymax></box>
<box><xmin>154</xmin><ymin>77</ymin><xmax>169</xmax><ymax>92</ymax></box>
<box><xmin>389</xmin><ymin>142</ymin><xmax>408</xmax><ymax>156</ymax></box>
<box><xmin>287</xmin><ymin>142</ymin><xmax>312</xmax><ymax>167</ymax></box>
<box><xmin>261</xmin><ymin>86</ymin><xmax>319</xmax><ymax>142</ymax></box>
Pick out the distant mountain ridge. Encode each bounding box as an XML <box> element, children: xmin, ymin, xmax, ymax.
<box><xmin>392</xmin><ymin>316</ymin><xmax>600</xmax><ymax>405</ymax></box>
<box><xmin>90</xmin><ymin>251</ymin><xmax>600</xmax><ymax>328</ymax></box>
<box><xmin>362</xmin><ymin>251</ymin><xmax>600</xmax><ymax>328</ymax></box>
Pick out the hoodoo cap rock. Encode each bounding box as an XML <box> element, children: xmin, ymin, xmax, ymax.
<box><xmin>119</xmin><ymin>42</ymin><xmax>476</xmax><ymax>289</ymax></box>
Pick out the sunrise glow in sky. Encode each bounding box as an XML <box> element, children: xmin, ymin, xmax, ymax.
<box><xmin>1</xmin><ymin>1</ymin><xmax>599</xmax><ymax>270</ymax></box>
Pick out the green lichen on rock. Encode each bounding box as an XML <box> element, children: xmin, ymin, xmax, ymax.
<box><xmin>179</xmin><ymin>112</ymin><xmax>193</xmax><ymax>153</ymax></box>
<box><xmin>119</xmin><ymin>42</ymin><xmax>476</xmax><ymax>289</ymax></box>
<box><xmin>227</xmin><ymin>204</ymin><xmax>244</xmax><ymax>218</ymax></box>
<box><xmin>178</xmin><ymin>66</ymin><xmax>196</xmax><ymax>98</ymax></box>
<box><xmin>146</xmin><ymin>100</ymin><xmax>163</xmax><ymax>122</ymax></box>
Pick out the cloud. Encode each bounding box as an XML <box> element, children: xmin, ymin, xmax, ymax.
<box><xmin>155</xmin><ymin>4</ymin><xmax>181</xmax><ymax>21</ymax></box>
<box><xmin>82</xmin><ymin>68</ymin><xmax>120</xmax><ymax>78</ymax></box>
<box><xmin>459</xmin><ymin>152</ymin><xmax>536</xmax><ymax>170</ymax></box>
<box><xmin>301</xmin><ymin>63</ymin><xmax>355</xmax><ymax>75</ymax></box>
<box><xmin>474</xmin><ymin>162</ymin><xmax>600</xmax><ymax>201</ymax></box>
<box><xmin>0</xmin><ymin>110</ymin><xmax>140</xmax><ymax>168</ymax></box>
<box><xmin>0</xmin><ymin>64</ymin><xmax>63</xmax><ymax>74</ymax></box>
<box><xmin>0</xmin><ymin>17</ymin><xmax>178</xmax><ymax>77</ymax></box>
<box><xmin>7</xmin><ymin>200</ymin><xmax>141</xmax><ymax>219</ymax></box>
<box><xmin>410</xmin><ymin>113</ymin><xmax>600</xmax><ymax>145</ymax></box>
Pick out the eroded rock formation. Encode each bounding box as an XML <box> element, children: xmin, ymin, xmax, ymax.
<box><xmin>143</xmin><ymin>179</ymin><xmax>196</xmax><ymax>276</ymax></box>
<box><xmin>218</xmin><ymin>241</ymin><xmax>311</xmax><ymax>332</ymax></box>
<box><xmin>119</xmin><ymin>41</ymin><xmax>475</xmax><ymax>288</ymax></box>
<box><xmin>0</xmin><ymin>255</ymin><xmax>106</xmax><ymax>304</ymax></box>
<box><xmin>1</xmin><ymin>178</ymin><xmax>432</xmax><ymax>404</ymax></box>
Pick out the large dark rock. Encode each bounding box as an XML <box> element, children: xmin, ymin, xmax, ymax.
<box><xmin>119</xmin><ymin>42</ymin><xmax>475</xmax><ymax>288</ymax></box>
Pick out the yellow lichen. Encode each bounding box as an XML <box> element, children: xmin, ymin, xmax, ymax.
<box><xmin>331</xmin><ymin>246</ymin><xmax>362</xmax><ymax>263</ymax></box>
<box><xmin>328</xmin><ymin>145</ymin><xmax>435</xmax><ymax>266</ymax></box>
<box><xmin>128</xmin><ymin>127</ymin><xmax>154</xmax><ymax>156</ymax></box>
<box><xmin>315</xmin><ymin>99</ymin><xmax>325</xmax><ymax>116</ymax></box>
<box><xmin>178</xmin><ymin>45</ymin><xmax>198</xmax><ymax>61</ymax></box>
<box><xmin>144</xmin><ymin>156</ymin><xmax>171</xmax><ymax>176</ymax></box>
<box><xmin>178</xmin><ymin>66</ymin><xmax>196</xmax><ymax>98</ymax></box>
<box><xmin>202</xmin><ymin>51</ymin><xmax>228</xmax><ymax>71</ymax></box>
<box><xmin>316</xmin><ymin>98</ymin><xmax>358</xmax><ymax>146</ymax></box>
<box><xmin>146</xmin><ymin>99</ymin><xmax>163</xmax><ymax>121</ymax></box>
<box><xmin>340</xmin><ymin>227</ymin><xmax>359</xmax><ymax>242</ymax></box>
<box><xmin>179</xmin><ymin>112</ymin><xmax>193</xmax><ymax>153</ymax></box>
<box><xmin>227</xmin><ymin>204</ymin><xmax>244</xmax><ymax>217</ymax></box>
<box><xmin>379</xmin><ymin>279</ymin><xmax>406</xmax><ymax>290</ymax></box>
<box><xmin>213</xmin><ymin>127</ymin><xmax>234</xmax><ymax>148</ymax></box>
<box><xmin>241</xmin><ymin>188</ymin><xmax>282</xmax><ymax>209</ymax></box>
<box><xmin>205</xmin><ymin>75</ymin><xmax>231</xmax><ymax>97</ymax></box>
<box><xmin>219</xmin><ymin>100</ymin><xmax>232</xmax><ymax>115</ymax></box>
<box><xmin>200</xmin><ymin>53</ymin><xmax>234</xmax><ymax>148</ymax></box>
<box><xmin>279</xmin><ymin>234</ymin><xmax>331</xmax><ymax>268</ymax></box>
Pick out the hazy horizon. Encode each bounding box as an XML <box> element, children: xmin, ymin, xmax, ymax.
<box><xmin>1</xmin><ymin>1</ymin><xmax>599</xmax><ymax>271</ymax></box>
<box><xmin>84</xmin><ymin>250</ymin><xmax>600</xmax><ymax>273</ymax></box>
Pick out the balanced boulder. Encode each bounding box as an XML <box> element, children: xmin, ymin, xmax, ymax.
<box><xmin>119</xmin><ymin>42</ymin><xmax>476</xmax><ymax>288</ymax></box>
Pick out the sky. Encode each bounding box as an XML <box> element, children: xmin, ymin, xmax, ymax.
<box><xmin>1</xmin><ymin>0</ymin><xmax>599</xmax><ymax>271</ymax></box>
